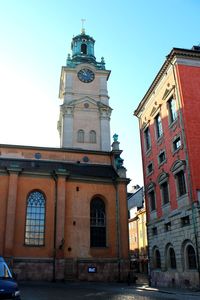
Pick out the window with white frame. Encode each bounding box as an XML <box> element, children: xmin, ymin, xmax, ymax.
<box><xmin>148</xmin><ymin>189</ymin><xmax>156</xmax><ymax>211</ymax></box>
<box><xmin>173</xmin><ymin>136</ymin><xmax>181</xmax><ymax>152</ymax></box>
<box><xmin>147</xmin><ymin>162</ymin><xmax>153</xmax><ymax>175</ymax></box>
<box><xmin>25</xmin><ymin>191</ymin><xmax>45</xmax><ymax>246</ymax></box>
<box><xmin>89</xmin><ymin>130</ymin><xmax>96</xmax><ymax>143</ymax></box>
<box><xmin>171</xmin><ymin>160</ymin><xmax>187</xmax><ymax>198</ymax></box>
<box><xmin>168</xmin><ymin>97</ymin><xmax>177</xmax><ymax>124</ymax></box>
<box><xmin>160</xmin><ymin>181</ymin><xmax>169</xmax><ymax>205</ymax></box>
<box><xmin>144</xmin><ymin>126</ymin><xmax>151</xmax><ymax>152</ymax></box>
<box><xmin>158</xmin><ymin>150</ymin><xmax>166</xmax><ymax>165</ymax></box>
<box><xmin>176</xmin><ymin>170</ymin><xmax>187</xmax><ymax>197</ymax></box>
<box><xmin>77</xmin><ymin>129</ymin><xmax>84</xmax><ymax>143</ymax></box>
<box><xmin>158</xmin><ymin>172</ymin><xmax>170</xmax><ymax>205</ymax></box>
<box><xmin>155</xmin><ymin>114</ymin><xmax>163</xmax><ymax>139</ymax></box>
<box><xmin>90</xmin><ymin>197</ymin><xmax>106</xmax><ymax>247</ymax></box>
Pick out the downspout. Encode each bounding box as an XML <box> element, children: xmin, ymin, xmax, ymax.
<box><xmin>114</xmin><ymin>180</ymin><xmax>121</xmax><ymax>282</ymax></box>
<box><xmin>52</xmin><ymin>171</ymin><xmax>58</xmax><ymax>282</ymax></box>
<box><xmin>171</xmin><ymin>60</ymin><xmax>200</xmax><ymax>285</ymax></box>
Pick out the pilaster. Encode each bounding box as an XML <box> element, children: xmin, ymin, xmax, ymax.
<box><xmin>4</xmin><ymin>166</ymin><xmax>21</xmax><ymax>256</ymax></box>
<box><xmin>55</xmin><ymin>169</ymin><xmax>69</xmax><ymax>258</ymax></box>
<box><xmin>60</xmin><ymin>104</ymin><xmax>74</xmax><ymax>148</ymax></box>
<box><xmin>100</xmin><ymin>106</ymin><xmax>112</xmax><ymax>151</ymax></box>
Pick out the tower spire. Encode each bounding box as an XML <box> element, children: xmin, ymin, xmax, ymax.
<box><xmin>81</xmin><ymin>18</ymin><xmax>86</xmax><ymax>34</ymax></box>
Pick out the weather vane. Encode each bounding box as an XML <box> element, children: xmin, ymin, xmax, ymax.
<box><xmin>81</xmin><ymin>18</ymin><xmax>86</xmax><ymax>34</ymax></box>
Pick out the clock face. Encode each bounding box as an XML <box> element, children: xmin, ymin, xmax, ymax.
<box><xmin>77</xmin><ymin>68</ymin><xmax>95</xmax><ymax>83</ymax></box>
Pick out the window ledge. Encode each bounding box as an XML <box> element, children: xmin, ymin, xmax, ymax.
<box><xmin>177</xmin><ymin>193</ymin><xmax>188</xmax><ymax>201</ymax></box>
<box><xmin>24</xmin><ymin>244</ymin><xmax>45</xmax><ymax>247</ymax></box>
<box><xmin>156</xmin><ymin>135</ymin><xmax>163</xmax><ymax>145</ymax></box>
<box><xmin>169</xmin><ymin>119</ymin><xmax>178</xmax><ymax>130</ymax></box>
<box><xmin>90</xmin><ymin>246</ymin><xmax>109</xmax><ymax>250</ymax></box>
<box><xmin>162</xmin><ymin>202</ymin><xmax>170</xmax><ymax>208</ymax></box>
<box><xmin>145</xmin><ymin>147</ymin><xmax>152</xmax><ymax>157</ymax></box>
<box><xmin>147</xmin><ymin>170</ymin><xmax>154</xmax><ymax>177</ymax></box>
<box><xmin>158</xmin><ymin>159</ymin><xmax>167</xmax><ymax>168</ymax></box>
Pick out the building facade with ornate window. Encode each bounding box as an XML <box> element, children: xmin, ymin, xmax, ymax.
<box><xmin>0</xmin><ymin>29</ymin><xmax>129</xmax><ymax>281</ymax></box>
<box><xmin>128</xmin><ymin>187</ymin><xmax>148</xmax><ymax>274</ymax></box>
<box><xmin>134</xmin><ymin>46</ymin><xmax>200</xmax><ymax>288</ymax></box>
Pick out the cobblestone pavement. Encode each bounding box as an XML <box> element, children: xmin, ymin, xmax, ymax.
<box><xmin>18</xmin><ymin>281</ymin><xmax>200</xmax><ymax>300</ymax></box>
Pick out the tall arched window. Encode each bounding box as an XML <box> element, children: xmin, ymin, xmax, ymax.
<box><xmin>153</xmin><ymin>248</ymin><xmax>161</xmax><ymax>269</ymax></box>
<box><xmin>187</xmin><ymin>244</ymin><xmax>197</xmax><ymax>269</ymax></box>
<box><xmin>89</xmin><ymin>130</ymin><xmax>96</xmax><ymax>143</ymax></box>
<box><xmin>77</xmin><ymin>129</ymin><xmax>84</xmax><ymax>143</ymax></box>
<box><xmin>90</xmin><ymin>197</ymin><xmax>106</xmax><ymax>247</ymax></box>
<box><xmin>25</xmin><ymin>191</ymin><xmax>45</xmax><ymax>246</ymax></box>
<box><xmin>81</xmin><ymin>43</ymin><xmax>87</xmax><ymax>54</ymax></box>
<box><xmin>169</xmin><ymin>247</ymin><xmax>177</xmax><ymax>269</ymax></box>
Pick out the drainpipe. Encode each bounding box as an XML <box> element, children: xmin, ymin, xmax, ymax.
<box><xmin>171</xmin><ymin>60</ymin><xmax>200</xmax><ymax>285</ymax></box>
<box><xmin>52</xmin><ymin>171</ymin><xmax>58</xmax><ymax>282</ymax></box>
<box><xmin>114</xmin><ymin>180</ymin><xmax>121</xmax><ymax>282</ymax></box>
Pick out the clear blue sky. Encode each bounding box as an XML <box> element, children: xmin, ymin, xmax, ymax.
<box><xmin>0</xmin><ymin>0</ymin><xmax>199</xmax><ymax>188</ymax></box>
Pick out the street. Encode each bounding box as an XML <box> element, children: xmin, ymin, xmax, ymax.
<box><xmin>19</xmin><ymin>281</ymin><xmax>200</xmax><ymax>300</ymax></box>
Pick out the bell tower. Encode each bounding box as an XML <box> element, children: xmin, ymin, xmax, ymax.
<box><xmin>58</xmin><ymin>27</ymin><xmax>112</xmax><ymax>151</ymax></box>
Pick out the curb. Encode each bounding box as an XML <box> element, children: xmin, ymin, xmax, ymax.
<box><xmin>133</xmin><ymin>285</ymin><xmax>200</xmax><ymax>296</ymax></box>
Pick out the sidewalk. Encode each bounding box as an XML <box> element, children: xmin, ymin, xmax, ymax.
<box><xmin>131</xmin><ymin>274</ymin><xmax>200</xmax><ymax>298</ymax></box>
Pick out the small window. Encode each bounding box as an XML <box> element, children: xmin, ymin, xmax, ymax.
<box><xmin>176</xmin><ymin>170</ymin><xmax>186</xmax><ymax>196</ymax></box>
<box><xmin>173</xmin><ymin>136</ymin><xmax>181</xmax><ymax>152</ymax></box>
<box><xmin>160</xmin><ymin>181</ymin><xmax>169</xmax><ymax>205</ymax></box>
<box><xmin>165</xmin><ymin>222</ymin><xmax>171</xmax><ymax>232</ymax></box>
<box><xmin>158</xmin><ymin>151</ymin><xmax>166</xmax><ymax>165</ymax></box>
<box><xmin>181</xmin><ymin>215</ymin><xmax>190</xmax><ymax>227</ymax></box>
<box><xmin>148</xmin><ymin>190</ymin><xmax>156</xmax><ymax>211</ymax></box>
<box><xmin>168</xmin><ymin>97</ymin><xmax>177</xmax><ymax>124</ymax></box>
<box><xmin>77</xmin><ymin>129</ymin><xmax>84</xmax><ymax>143</ymax></box>
<box><xmin>152</xmin><ymin>227</ymin><xmax>157</xmax><ymax>236</ymax></box>
<box><xmin>89</xmin><ymin>130</ymin><xmax>96</xmax><ymax>143</ymax></box>
<box><xmin>155</xmin><ymin>114</ymin><xmax>163</xmax><ymax>139</ymax></box>
<box><xmin>81</xmin><ymin>43</ymin><xmax>87</xmax><ymax>54</ymax></box>
<box><xmin>144</xmin><ymin>127</ymin><xmax>151</xmax><ymax>152</ymax></box>
<box><xmin>147</xmin><ymin>162</ymin><xmax>153</xmax><ymax>175</ymax></box>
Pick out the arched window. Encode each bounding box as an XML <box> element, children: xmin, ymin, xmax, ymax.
<box><xmin>89</xmin><ymin>130</ymin><xmax>96</xmax><ymax>143</ymax></box>
<box><xmin>169</xmin><ymin>247</ymin><xmax>177</xmax><ymax>269</ymax></box>
<box><xmin>153</xmin><ymin>248</ymin><xmax>161</xmax><ymax>269</ymax></box>
<box><xmin>90</xmin><ymin>197</ymin><xmax>106</xmax><ymax>247</ymax></box>
<box><xmin>187</xmin><ymin>244</ymin><xmax>197</xmax><ymax>269</ymax></box>
<box><xmin>77</xmin><ymin>129</ymin><xmax>84</xmax><ymax>143</ymax></box>
<box><xmin>81</xmin><ymin>43</ymin><xmax>87</xmax><ymax>54</ymax></box>
<box><xmin>25</xmin><ymin>191</ymin><xmax>45</xmax><ymax>246</ymax></box>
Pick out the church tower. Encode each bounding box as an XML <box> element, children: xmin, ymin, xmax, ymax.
<box><xmin>58</xmin><ymin>27</ymin><xmax>112</xmax><ymax>151</ymax></box>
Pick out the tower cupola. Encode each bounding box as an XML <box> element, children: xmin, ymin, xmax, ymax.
<box><xmin>71</xmin><ymin>31</ymin><xmax>96</xmax><ymax>64</ymax></box>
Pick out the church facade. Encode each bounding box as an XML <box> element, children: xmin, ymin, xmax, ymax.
<box><xmin>0</xmin><ymin>29</ymin><xmax>129</xmax><ymax>281</ymax></box>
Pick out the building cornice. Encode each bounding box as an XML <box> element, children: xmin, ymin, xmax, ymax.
<box><xmin>0</xmin><ymin>143</ymin><xmax>110</xmax><ymax>156</ymax></box>
<box><xmin>134</xmin><ymin>47</ymin><xmax>200</xmax><ymax>117</ymax></box>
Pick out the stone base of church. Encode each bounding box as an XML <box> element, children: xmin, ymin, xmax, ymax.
<box><xmin>151</xmin><ymin>270</ymin><xmax>200</xmax><ymax>289</ymax></box>
<box><xmin>12</xmin><ymin>257</ymin><xmax>130</xmax><ymax>282</ymax></box>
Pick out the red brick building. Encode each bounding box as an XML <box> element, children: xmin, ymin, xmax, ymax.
<box><xmin>134</xmin><ymin>46</ymin><xmax>200</xmax><ymax>288</ymax></box>
<box><xmin>0</xmin><ymin>30</ymin><xmax>130</xmax><ymax>281</ymax></box>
